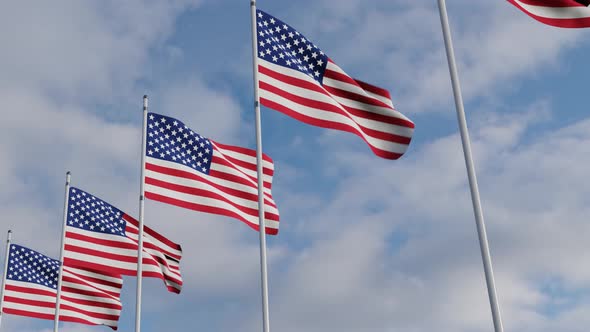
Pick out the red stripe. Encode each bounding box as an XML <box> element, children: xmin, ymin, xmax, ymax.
<box><xmin>66</xmin><ymin>230</ymin><xmax>136</xmax><ymax>250</ymax></box>
<box><xmin>260</xmin><ymin>64</ymin><xmax>414</xmax><ymax>129</ymax></box>
<box><xmin>60</xmin><ymin>294</ymin><xmax>123</xmax><ymax>312</ymax></box>
<box><xmin>65</xmin><ymin>244</ymin><xmax>137</xmax><ymax>264</ymax></box>
<box><xmin>260</xmin><ymin>97</ymin><xmax>404</xmax><ymax>160</ymax></box>
<box><xmin>146</xmin><ymin>176</ymin><xmax>270</xmax><ymax>219</ymax></box>
<box><xmin>65</xmin><ymin>269</ymin><xmax>122</xmax><ymax>291</ymax></box>
<box><xmin>260</xmin><ymin>82</ymin><xmax>412</xmax><ymax>145</ymax></box>
<box><xmin>323</xmin><ymin>69</ymin><xmax>393</xmax><ymax>109</ymax></box>
<box><xmin>515</xmin><ymin>0</ymin><xmax>586</xmax><ymax>7</ymax></box>
<box><xmin>3</xmin><ymin>295</ymin><xmax>55</xmax><ymax>308</ymax></box>
<box><xmin>146</xmin><ymin>162</ymin><xmax>277</xmax><ymax>208</ymax></box>
<box><xmin>5</xmin><ymin>284</ymin><xmax>55</xmax><ymax>297</ymax></box>
<box><xmin>68</xmin><ymin>229</ymin><xmax>181</xmax><ymax>278</ymax></box>
<box><xmin>59</xmin><ymin>314</ymin><xmax>118</xmax><ymax>330</ymax></box>
<box><xmin>353</xmin><ymin>78</ymin><xmax>392</xmax><ymax>100</ymax></box>
<box><xmin>213</xmin><ymin>141</ymin><xmax>274</xmax><ymax>164</ymax></box>
<box><xmin>318</xmin><ymin>84</ymin><xmax>413</xmax><ymax>129</ymax></box>
<box><xmin>124</xmin><ymin>215</ymin><xmax>183</xmax><ymax>254</ymax></box>
<box><xmin>212</xmin><ymin>155</ymin><xmax>274</xmax><ymax>191</ymax></box>
<box><xmin>3</xmin><ymin>308</ymin><xmax>117</xmax><ymax>330</ymax></box>
<box><xmin>2</xmin><ymin>297</ymin><xmax>120</xmax><ymax>325</ymax></box>
<box><xmin>145</xmin><ymin>192</ymin><xmax>279</xmax><ymax>235</ymax></box>
<box><xmin>508</xmin><ymin>0</ymin><xmax>590</xmax><ymax>28</ymax></box>
<box><xmin>61</xmin><ymin>279</ymin><xmax>120</xmax><ymax>300</ymax></box>
<box><xmin>211</xmin><ymin>156</ymin><xmax>275</xmax><ymax>194</ymax></box>
<box><xmin>123</xmin><ymin>225</ymin><xmax>182</xmax><ymax>262</ymax></box>
<box><xmin>65</xmin><ymin>244</ymin><xmax>182</xmax><ymax>285</ymax></box>
<box><xmin>259</xmin><ymin>67</ymin><xmax>414</xmax><ymax>137</ymax></box>
<box><xmin>4</xmin><ymin>274</ymin><xmax>121</xmax><ymax>329</ymax></box>
<box><xmin>64</xmin><ymin>258</ymin><xmax>132</xmax><ymax>276</ymax></box>
<box><xmin>2</xmin><ymin>308</ymin><xmax>55</xmax><ymax>321</ymax></box>
<box><xmin>220</xmin><ymin>152</ymin><xmax>275</xmax><ymax>177</ymax></box>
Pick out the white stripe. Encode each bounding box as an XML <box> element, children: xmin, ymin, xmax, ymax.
<box><xmin>212</xmin><ymin>142</ymin><xmax>274</xmax><ymax>188</ymax></box>
<box><xmin>210</xmin><ymin>162</ymin><xmax>274</xmax><ymax>196</ymax></box>
<box><xmin>325</xmin><ymin>61</ymin><xmax>400</xmax><ymax>112</ymax></box>
<box><xmin>215</xmin><ymin>144</ymin><xmax>274</xmax><ymax>171</ymax></box>
<box><xmin>145</xmin><ymin>182</ymin><xmax>280</xmax><ymax>230</ymax></box>
<box><xmin>125</xmin><ymin>221</ymin><xmax>183</xmax><ymax>260</ymax></box>
<box><xmin>60</xmin><ymin>279</ymin><xmax>120</xmax><ymax>301</ymax></box>
<box><xmin>514</xmin><ymin>0</ymin><xmax>590</xmax><ymax>19</ymax></box>
<box><xmin>65</xmin><ymin>229</ymin><xmax>182</xmax><ymax>282</ymax></box>
<box><xmin>259</xmin><ymin>87</ymin><xmax>409</xmax><ymax>154</ymax></box>
<box><xmin>264</xmin><ymin>59</ymin><xmax>410</xmax><ymax>124</ymax></box>
<box><xmin>65</xmin><ymin>246</ymin><xmax>180</xmax><ymax>281</ymax></box>
<box><xmin>60</xmin><ymin>271</ymin><xmax>121</xmax><ymax>300</ymax></box>
<box><xmin>260</xmin><ymin>60</ymin><xmax>414</xmax><ymax>139</ymax></box>
<box><xmin>365</xmin><ymin>89</ymin><xmax>394</xmax><ymax>109</ymax></box>
<box><xmin>4</xmin><ymin>281</ymin><xmax>120</xmax><ymax>326</ymax></box>
<box><xmin>145</xmin><ymin>164</ymin><xmax>279</xmax><ymax>215</ymax></box>
<box><xmin>146</xmin><ymin>157</ymin><xmax>278</xmax><ymax>211</ymax></box>
<box><xmin>64</xmin><ymin>267</ymin><xmax>122</xmax><ymax>287</ymax></box>
<box><xmin>65</xmin><ymin>226</ymin><xmax>176</xmax><ymax>268</ymax></box>
<box><xmin>2</xmin><ymin>302</ymin><xmax>119</xmax><ymax>327</ymax></box>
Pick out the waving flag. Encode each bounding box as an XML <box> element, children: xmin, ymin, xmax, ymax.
<box><xmin>508</xmin><ymin>0</ymin><xmax>590</xmax><ymax>28</ymax></box>
<box><xmin>63</xmin><ymin>187</ymin><xmax>183</xmax><ymax>293</ymax></box>
<box><xmin>255</xmin><ymin>9</ymin><xmax>414</xmax><ymax>160</ymax></box>
<box><xmin>2</xmin><ymin>244</ymin><xmax>122</xmax><ymax>330</ymax></box>
<box><xmin>143</xmin><ymin>112</ymin><xmax>280</xmax><ymax>234</ymax></box>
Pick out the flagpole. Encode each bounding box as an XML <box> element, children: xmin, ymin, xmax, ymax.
<box><xmin>0</xmin><ymin>230</ymin><xmax>13</xmax><ymax>330</ymax></box>
<box><xmin>249</xmin><ymin>2</ymin><xmax>271</xmax><ymax>332</ymax></box>
<box><xmin>135</xmin><ymin>95</ymin><xmax>148</xmax><ymax>332</ymax></box>
<box><xmin>436</xmin><ymin>1</ymin><xmax>504</xmax><ymax>332</ymax></box>
<box><xmin>53</xmin><ymin>171</ymin><xmax>71</xmax><ymax>332</ymax></box>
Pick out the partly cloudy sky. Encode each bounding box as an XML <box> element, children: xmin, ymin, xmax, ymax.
<box><xmin>1</xmin><ymin>1</ymin><xmax>590</xmax><ymax>331</ymax></box>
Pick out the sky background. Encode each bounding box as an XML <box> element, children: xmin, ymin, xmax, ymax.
<box><xmin>1</xmin><ymin>1</ymin><xmax>590</xmax><ymax>331</ymax></box>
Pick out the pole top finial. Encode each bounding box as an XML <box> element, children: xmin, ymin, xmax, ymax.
<box><xmin>143</xmin><ymin>95</ymin><xmax>148</xmax><ymax>99</ymax></box>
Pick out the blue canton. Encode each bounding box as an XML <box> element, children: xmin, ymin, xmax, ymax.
<box><xmin>256</xmin><ymin>9</ymin><xmax>329</xmax><ymax>84</ymax></box>
<box><xmin>6</xmin><ymin>244</ymin><xmax>60</xmax><ymax>289</ymax></box>
<box><xmin>146</xmin><ymin>112</ymin><xmax>213</xmax><ymax>175</ymax></box>
<box><xmin>67</xmin><ymin>187</ymin><xmax>126</xmax><ymax>237</ymax></box>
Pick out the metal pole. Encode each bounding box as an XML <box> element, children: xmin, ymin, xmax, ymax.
<box><xmin>0</xmin><ymin>230</ymin><xmax>13</xmax><ymax>329</ymax></box>
<box><xmin>436</xmin><ymin>1</ymin><xmax>504</xmax><ymax>332</ymax></box>
<box><xmin>53</xmin><ymin>171</ymin><xmax>71</xmax><ymax>332</ymax></box>
<box><xmin>249</xmin><ymin>2</ymin><xmax>271</xmax><ymax>332</ymax></box>
<box><xmin>135</xmin><ymin>95</ymin><xmax>148</xmax><ymax>332</ymax></box>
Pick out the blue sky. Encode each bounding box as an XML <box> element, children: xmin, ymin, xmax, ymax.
<box><xmin>1</xmin><ymin>1</ymin><xmax>590</xmax><ymax>331</ymax></box>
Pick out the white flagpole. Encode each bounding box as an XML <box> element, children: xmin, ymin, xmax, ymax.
<box><xmin>53</xmin><ymin>171</ymin><xmax>71</xmax><ymax>332</ymax></box>
<box><xmin>249</xmin><ymin>2</ymin><xmax>271</xmax><ymax>332</ymax></box>
<box><xmin>436</xmin><ymin>1</ymin><xmax>505</xmax><ymax>332</ymax></box>
<box><xmin>135</xmin><ymin>95</ymin><xmax>149</xmax><ymax>332</ymax></box>
<box><xmin>0</xmin><ymin>230</ymin><xmax>13</xmax><ymax>330</ymax></box>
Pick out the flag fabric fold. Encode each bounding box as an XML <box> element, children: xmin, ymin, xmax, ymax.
<box><xmin>143</xmin><ymin>112</ymin><xmax>280</xmax><ymax>235</ymax></box>
<box><xmin>508</xmin><ymin>0</ymin><xmax>590</xmax><ymax>28</ymax></box>
<box><xmin>63</xmin><ymin>187</ymin><xmax>183</xmax><ymax>293</ymax></box>
<box><xmin>255</xmin><ymin>9</ymin><xmax>414</xmax><ymax>160</ymax></box>
<box><xmin>2</xmin><ymin>244</ymin><xmax>123</xmax><ymax>330</ymax></box>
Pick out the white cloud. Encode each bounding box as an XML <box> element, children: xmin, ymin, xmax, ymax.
<box><xmin>276</xmin><ymin>1</ymin><xmax>586</xmax><ymax>114</ymax></box>
<box><xmin>224</xmin><ymin>105</ymin><xmax>590</xmax><ymax>332</ymax></box>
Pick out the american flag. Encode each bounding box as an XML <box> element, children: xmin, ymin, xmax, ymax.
<box><xmin>143</xmin><ymin>112</ymin><xmax>280</xmax><ymax>235</ymax></box>
<box><xmin>508</xmin><ymin>0</ymin><xmax>590</xmax><ymax>28</ymax></box>
<box><xmin>63</xmin><ymin>187</ymin><xmax>183</xmax><ymax>293</ymax></box>
<box><xmin>255</xmin><ymin>9</ymin><xmax>415</xmax><ymax>160</ymax></box>
<box><xmin>2</xmin><ymin>244</ymin><xmax>123</xmax><ymax>330</ymax></box>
